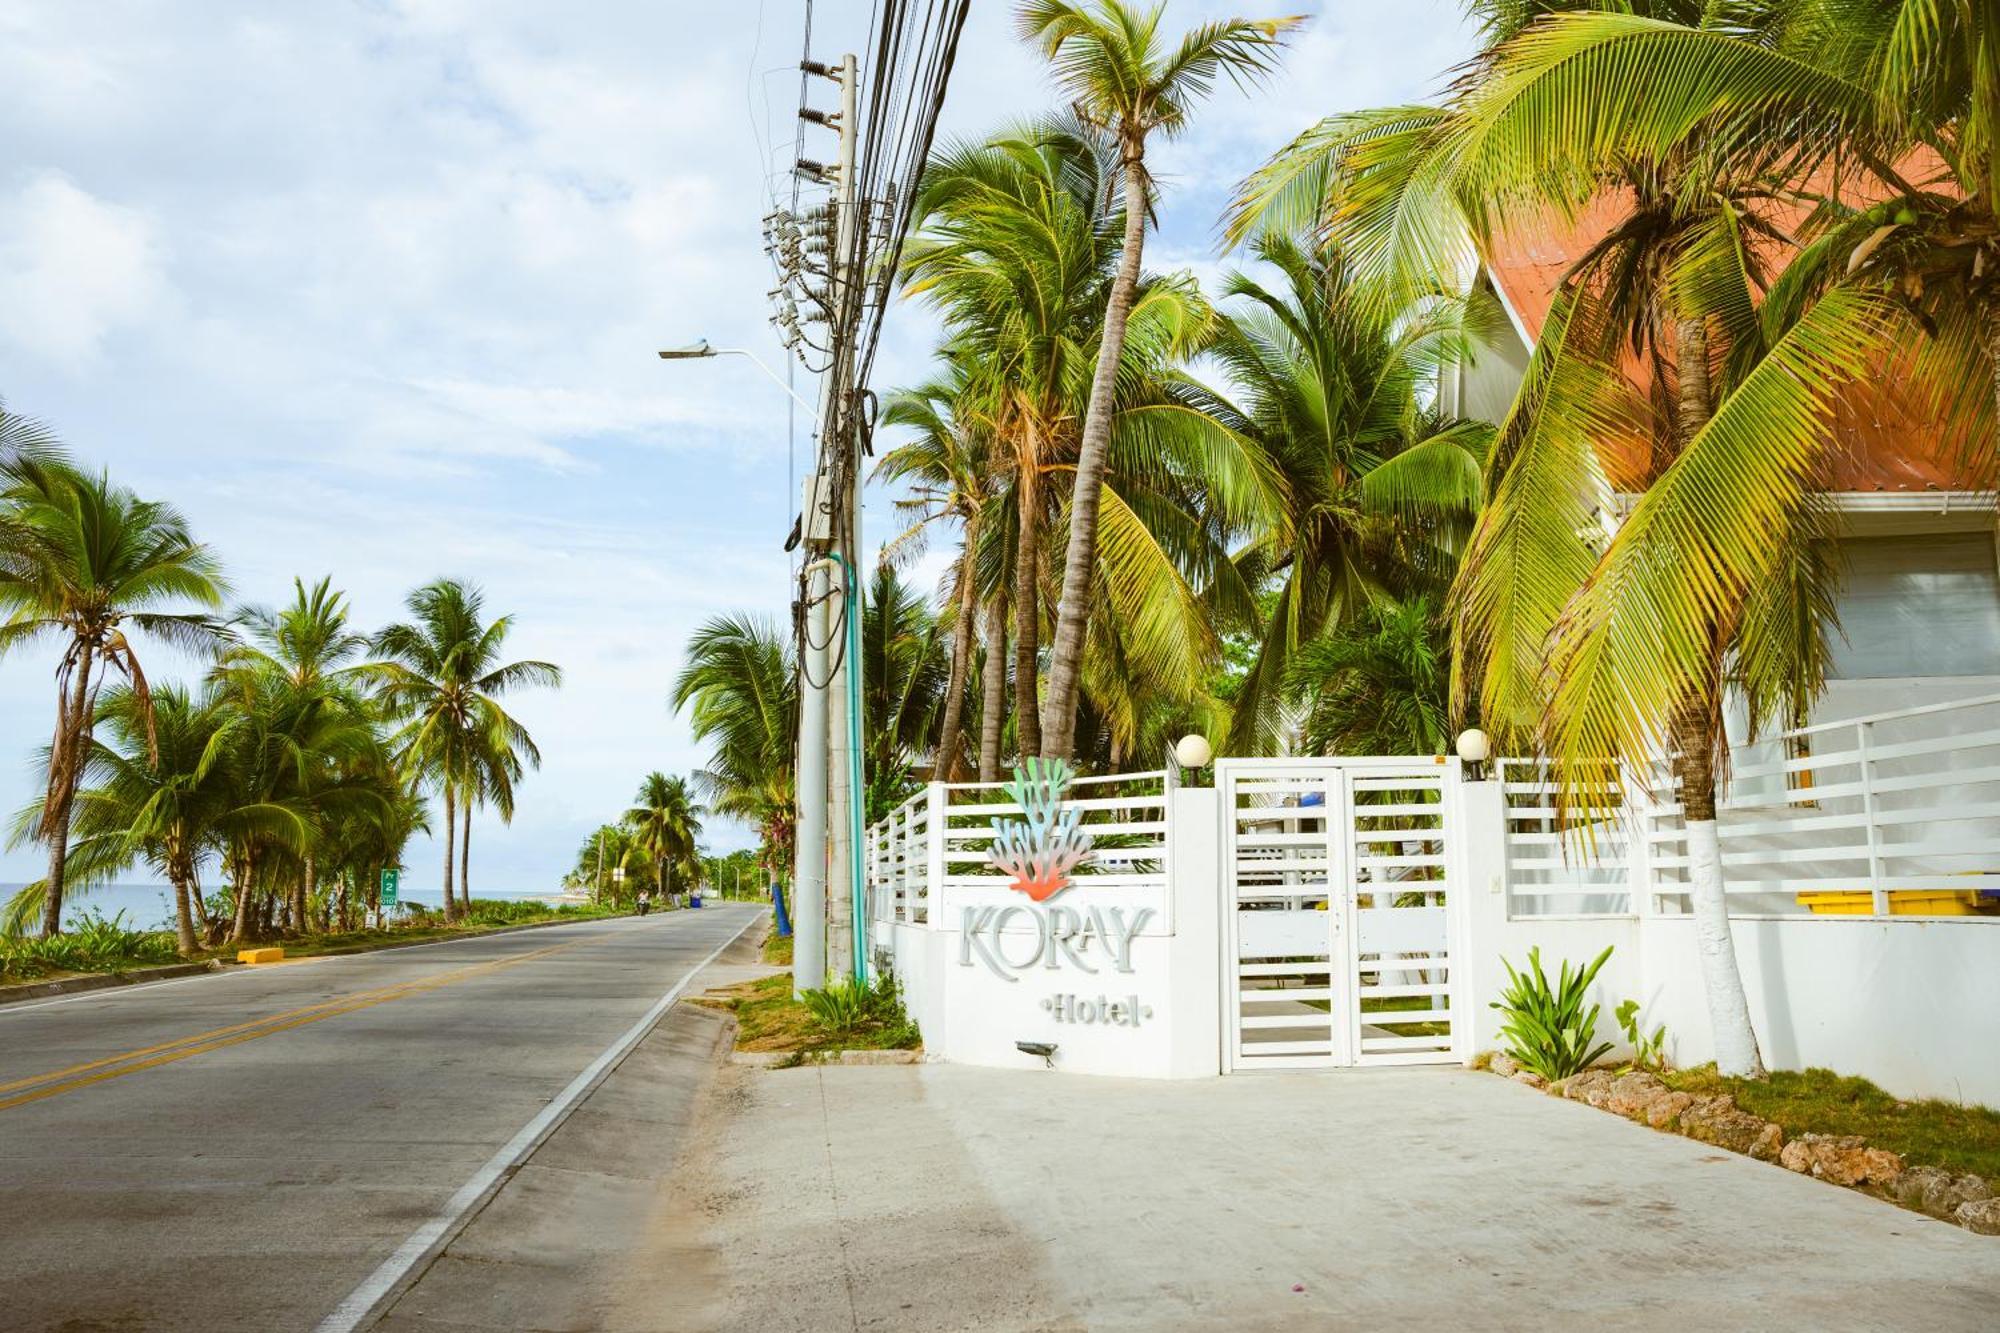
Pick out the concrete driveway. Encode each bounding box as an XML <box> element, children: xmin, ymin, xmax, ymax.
<box><xmin>639</xmin><ymin>1061</ymin><xmax>2000</xmax><ymax>1331</ymax></box>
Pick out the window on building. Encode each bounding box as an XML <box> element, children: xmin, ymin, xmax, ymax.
<box><xmin>1828</xmin><ymin>532</ymin><xmax>2000</xmax><ymax>679</ymax></box>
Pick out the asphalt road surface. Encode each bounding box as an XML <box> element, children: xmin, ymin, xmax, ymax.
<box><xmin>0</xmin><ymin>904</ymin><xmax>759</xmax><ymax>1332</ymax></box>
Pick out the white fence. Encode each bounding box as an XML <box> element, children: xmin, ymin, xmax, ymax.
<box><xmin>866</xmin><ymin>770</ymin><xmax>1171</xmax><ymax>934</ymax></box>
<box><xmin>855</xmin><ymin>717</ymin><xmax>1997</xmax><ymax>1102</ymax></box>
<box><xmin>1501</xmin><ymin>693</ymin><xmax>2000</xmax><ymax>922</ymax></box>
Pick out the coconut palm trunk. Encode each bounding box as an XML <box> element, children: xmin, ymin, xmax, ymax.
<box><xmin>170</xmin><ymin>863</ymin><xmax>198</xmax><ymax>957</ymax></box>
<box><xmin>38</xmin><ymin>645</ymin><xmax>97</xmax><ymax>936</ymax></box>
<box><xmin>1013</xmin><ymin>452</ymin><xmax>1043</xmax><ymax>759</ymax></box>
<box><xmin>459</xmin><ymin>811</ymin><xmax>472</xmax><ymax>913</ymax></box>
<box><xmin>1042</xmin><ymin>140</ymin><xmax>1147</xmax><ymax>760</ymax></box>
<box><xmin>979</xmin><ymin>594</ymin><xmax>1008</xmax><ymax>782</ymax></box>
<box><xmin>296</xmin><ymin>856</ymin><xmax>315</xmax><ymax>936</ymax></box>
<box><xmin>440</xmin><ymin>783</ymin><xmax>458</xmax><ymax>923</ymax></box>
<box><xmin>230</xmin><ymin>847</ymin><xmax>255</xmax><ymax>942</ymax></box>
<box><xmin>1670</xmin><ymin>317</ymin><xmax>1764</xmax><ymax>1078</ymax></box>
<box><xmin>934</xmin><ymin>534</ymin><xmax>981</xmax><ymax>782</ymax></box>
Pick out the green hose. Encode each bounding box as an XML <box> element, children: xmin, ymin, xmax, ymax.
<box><xmin>834</xmin><ymin>551</ymin><xmax>869</xmax><ymax>984</ymax></box>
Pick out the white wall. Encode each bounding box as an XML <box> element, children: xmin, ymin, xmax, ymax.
<box><xmin>1459</xmin><ymin>781</ymin><xmax>1642</xmax><ymax>1056</ymax></box>
<box><xmin>1638</xmin><ymin>916</ymin><xmax>2000</xmax><ymax>1106</ymax></box>
<box><xmin>880</xmin><ymin>777</ymin><xmax>2000</xmax><ymax>1105</ymax></box>
<box><xmin>883</xmin><ymin>788</ymin><xmax>1224</xmax><ymax>1080</ymax></box>
<box><xmin>1468</xmin><ymin>779</ymin><xmax>2000</xmax><ymax>1106</ymax></box>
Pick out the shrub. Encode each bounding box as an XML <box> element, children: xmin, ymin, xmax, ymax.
<box><xmin>0</xmin><ymin>910</ymin><xmax>179</xmax><ymax>981</ymax></box>
<box><xmin>1616</xmin><ymin>998</ymin><xmax>1668</xmax><ymax>1072</ymax></box>
<box><xmin>799</xmin><ymin>970</ymin><xmax>920</xmax><ymax>1045</ymax></box>
<box><xmin>1490</xmin><ymin>945</ymin><xmax>1614</xmax><ymax>1081</ymax></box>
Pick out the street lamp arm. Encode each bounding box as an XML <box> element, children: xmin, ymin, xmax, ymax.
<box><xmin>712</xmin><ymin>348</ymin><xmax>817</xmax><ymax>415</ymax></box>
<box><xmin>657</xmin><ymin>342</ymin><xmax>817</xmax><ymax>415</ymax></box>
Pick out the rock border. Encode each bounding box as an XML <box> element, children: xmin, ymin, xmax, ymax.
<box><xmin>1484</xmin><ymin>1054</ymin><xmax>2000</xmax><ymax>1236</ymax></box>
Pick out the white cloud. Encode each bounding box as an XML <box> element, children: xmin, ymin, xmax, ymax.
<box><xmin>0</xmin><ymin>171</ymin><xmax>172</xmax><ymax>370</ymax></box>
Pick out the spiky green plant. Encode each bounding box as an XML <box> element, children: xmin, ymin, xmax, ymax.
<box><xmin>1490</xmin><ymin>944</ymin><xmax>1615</xmax><ymax>1081</ymax></box>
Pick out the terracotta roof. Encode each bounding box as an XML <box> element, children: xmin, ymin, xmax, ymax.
<box><xmin>1481</xmin><ymin>187</ymin><xmax>1990</xmax><ymax>495</ymax></box>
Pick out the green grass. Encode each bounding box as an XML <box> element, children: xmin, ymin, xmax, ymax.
<box><xmin>694</xmin><ymin>970</ymin><xmax>921</xmax><ymax>1057</ymax></box>
<box><xmin>1664</xmin><ymin>1066</ymin><xmax>2000</xmax><ymax>1181</ymax></box>
<box><xmin>761</xmin><ymin>930</ymin><xmax>793</xmax><ymax>966</ymax></box>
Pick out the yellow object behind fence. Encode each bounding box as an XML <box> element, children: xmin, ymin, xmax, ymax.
<box><xmin>1795</xmin><ymin>890</ymin><xmax>1984</xmax><ymax>917</ymax></box>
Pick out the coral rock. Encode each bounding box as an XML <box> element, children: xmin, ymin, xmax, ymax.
<box><xmin>1894</xmin><ymin>1167</ymin><xmax>1995</xmax><ymax>1221</ymax></box>
<box><xmin>1956</xmin><ymin>1197</ymin><xmax>2000</xmax><ymax>1235</ymax></box>
<box><xmin>1681</xmin><ymin>1094</ymin><xmax>1784</xmax><ymax>1159</ymax></box>
<box><xmin>1645</xmin><ymin>1091</ymin><xmax>1695</xmax><ymax>1131</ymax></box>
<box><xmin>1557</xmin><ymin>1069</ymin><xmax>1615</xmax><ymax>1103</ymax></box>
<box><xmin>1513</xmin><ymin>1070</ymin><xmax>1546</xmax><ymax>1089</ymax></box>
<box><xmin>1605</xmin><ymin>1072</ymin><xmax>1670</xmax><ymax>1119</ymax></box>
<box><xmin>1489</xmin><ymin>1053</ymin><xmax>1520</xmax><ymax>1079</ymax></box>
<box><xmin>1779</xmin><ymin>1133</ymin><xmax>1903</xmax><ymax>1187</ymax></box>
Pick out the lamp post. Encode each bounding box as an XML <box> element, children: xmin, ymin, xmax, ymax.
<box><xmin>657</xmin><ymin>342</ymin><xmax>819</xmax><ymax>415</ymax></box>
<box><xmin>1455</xmin><ymin>727</ymin><xmax>1492</xmax><ymax>782</ymax></box>
<box><xmin>659</xmin><ymin>337</ymin><xmax>834</xmax><ymax>991</ymax></box>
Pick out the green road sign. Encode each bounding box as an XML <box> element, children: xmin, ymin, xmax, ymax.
<box><xmin>379</xmin><ymin>868</ymin><xmax>400</xmax><ymax>907</ymax></box>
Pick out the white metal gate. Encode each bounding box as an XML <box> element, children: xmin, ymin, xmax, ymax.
<box><xmin>1218</xmin><ymin>758</ymin><xmax>1464</xmax><ymax>1070</ymax></box>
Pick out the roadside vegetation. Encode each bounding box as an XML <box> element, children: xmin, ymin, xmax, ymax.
<box><xmin>0</xmin><ymin>413</ymin><xmax>562</xmax><ymax>952</ymax></box>
<box><xmin>0</xmin><ymin>911</ymin><xmax>178</xmax><ymax>984</ymax></box>
<box><xmin>696</xmin><ymin>970</ymin><xmax>921</xmax><ymax>1061</ymax></box>
<box><xmin>0</xmin><ymin>899</ymin><xmax>616</xmax><ymax>988</ymax></box>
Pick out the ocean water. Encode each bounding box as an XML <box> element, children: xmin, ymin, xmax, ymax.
<box><xmin>1</xmin><ymin>882</ymin><xmax>566</xmax><ymax>932</ymax></box>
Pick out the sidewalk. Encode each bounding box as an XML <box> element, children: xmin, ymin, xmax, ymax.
<box><xmin>636</xmin><ymin>1059</ymin><xmax>2000</xmax><ymax>1331</ymax></box>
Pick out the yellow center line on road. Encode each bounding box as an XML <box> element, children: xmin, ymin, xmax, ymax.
<box><xmin>0</xmin><ymin>939</ymin><xmax>586</xmax><ymax>1113</ymax></box>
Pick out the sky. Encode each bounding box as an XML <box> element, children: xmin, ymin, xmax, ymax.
<box><xmin>0</xmin><ymin>1</ymin><xmax>1476</xmax><ymax>892</ymax></box>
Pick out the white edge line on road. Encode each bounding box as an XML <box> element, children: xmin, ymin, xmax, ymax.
<box><xmin>0</xmin><ymin>911</ymin><xmax>671</xmax><ymax>1018</ymax></box>
<box><xmin>314</xmin><ymin>908</ymin><xmax>760</xmax><ymax>1333</ymax></box>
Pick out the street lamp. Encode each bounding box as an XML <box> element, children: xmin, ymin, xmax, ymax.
<box><xmin>657</xmin><ymin>340</ymin><xmax>817</xmax><ymax>414</ymax></box>
<box><xmin>1174</xmin><ymin>733</ymin><xmax>1214</xmax><ymax>770</ymax></box>
<box><xmin>1455</xmin><ymin>727</ymin><xmax>1492</xmax><ymax>781</ymax></box>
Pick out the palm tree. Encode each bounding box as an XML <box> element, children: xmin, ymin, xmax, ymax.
<box><xmin>1221</xmin><ymin>1</ymin><xmax>1894</xmax><ymax>1077</ymax></box>
<box><xmin>903</xmin><ymin>118</ymin><xmax>1270</xmax><ymax>771</ymax></box>
<box><xmin>0</xmin><ymin>460</ymin><xmax>229</xmax><ymax>935</ymax></box>
<box><xmin>860</xmin><ymin>565</ymin><xmax>950</xmax><ymax>818</ymax></box>
<box><xmin>1202</xmin><ymin>234</ymin><xmax>1488</xmax><ymax>752</ymax></box>
<box><xmin>372</xmin><ymin>580</ymin><xmax>560</xmax><ymax>923</ymax></box>
<box><xmin>625</xmin><ymin>772</ymin><xmax>703</xmax><ymax>902</ymax></box>
<box><xmin>1016</xmin><ymin>0</ymin><xmax>1301</xmax><ymax>761</ymax></box>
<box><xmin>217</xmin><ymin>576</ymin><xmax>380</xmax><ymax>930</ymax></box>
<box><xmin>61</xmin><ymin>684</ymin><xmax>312</xmax><ymax>953</ymax></box>
<box><xmin>877</xmin><ymin>362</ymin><xmax>999</xmax><ymax>781</ymax></box>
<box><xmin>208</xmin><ymin>659</ymin><xmax>385</xmax><ymax>940</ymax></box>
<box><xmin>904</xmin><ymin>118</ymin><xmax>1123</xmax><ymax>760</ymax></box>
<box><xmin>1287</xmin><ymin>595</ymin><xmax>1453</xmax><ymax>758</ymax></box>
<box><xmin>672</xmin><ymin>614</ymin><xmax>798</xmax><ymax>883</ymax></box>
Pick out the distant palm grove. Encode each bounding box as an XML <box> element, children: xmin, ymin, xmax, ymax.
<box><xmin>0</xmin><ymin>404</ymin><xmax>561</xmax><ymax>950</ymax></box>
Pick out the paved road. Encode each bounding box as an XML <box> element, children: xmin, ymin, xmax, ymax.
<box><xmin>0</xmin><ymin>904</ymin><xmax>759</xmax><ymax>1332</ymax></box>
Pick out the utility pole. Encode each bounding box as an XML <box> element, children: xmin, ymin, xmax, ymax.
<box><xmin>821</xmin><ymin>50</ymin><xmax>864</xmax><ymax>985</ymax></box>
<box><xmin>792</xmin><ymin>50</ymin><xmax>861</xmax><ymax>990</ymax></box>
<box><xmin>793</xmin><ymin>553</ymin><xmax>832</xmax><ymax>995</ymax></box>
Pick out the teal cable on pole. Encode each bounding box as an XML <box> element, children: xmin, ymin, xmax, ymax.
<box><xmin>834</xmin><ymin>551</ymin><xmax>869</xmax><ymax>985</ymax></box>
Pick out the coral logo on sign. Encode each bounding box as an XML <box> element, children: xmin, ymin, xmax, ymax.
<box><xmin>987</xmin><ymin>759</ymin><xmax>1093</xmax><ymax>901</ymax></box>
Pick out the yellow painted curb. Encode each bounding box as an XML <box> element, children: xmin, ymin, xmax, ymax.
<box><xmin>236</xmin><ymin>947</ymin><xmax>285</xmax><ymax>965</ymax></box>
